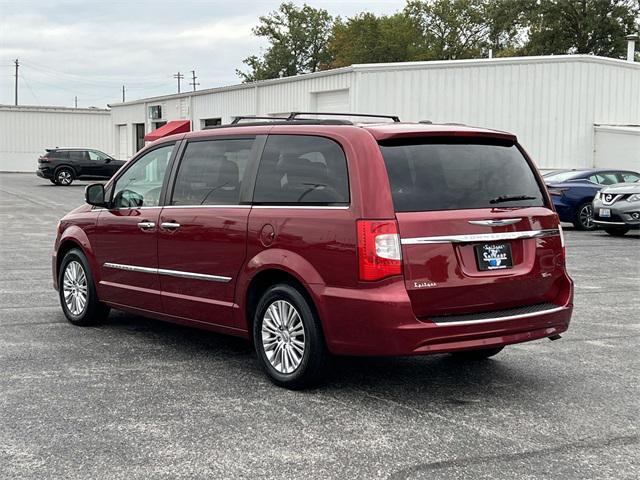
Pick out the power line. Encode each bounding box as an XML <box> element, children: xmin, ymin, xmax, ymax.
<box><xmin>173</xmin><ymin>71</ymin><xmax>184</xmax><ymax>93</ymax></box>
<box><xmin>18</xmin><ymin>72</ymin><xmax>40</xmax><ymax>104</ymax></box>
<box><xmin>20</xmin><ymin>61</ymin><xmax>172</xmax><ymax>88</ymax></box>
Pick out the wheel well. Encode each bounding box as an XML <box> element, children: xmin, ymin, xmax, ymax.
<box><xmin>56</xmin><ymin>239</ymin><xmax>82</xmax><ymax>278</ymax></box>
<box><xmin>54</xmin><ymin>164</ymin><xmax>76</xmax><ymax>177</ymax></box>
<box><xmin>245</xmin><ymin>269</ymin><xmax>319</xmax><ymax>340</ymax></box>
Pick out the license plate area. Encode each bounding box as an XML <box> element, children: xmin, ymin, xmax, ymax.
<box><xmin>599</xmin><ymin>208</ymin><xmax>611</xmax><ymax>218</ymax></box>
<box><xmin>474</xmin><ymin>243</ymin><xmax>513</xmax><ymax>271</ymax></box>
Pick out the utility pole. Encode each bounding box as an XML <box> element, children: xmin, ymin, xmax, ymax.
<box><xmin>173</xmin><ymin>72</ymin><xmax>184</xmax><ymax>93</ymax></box>
<box><xmin>74</xmin><ymin>96</ymin><xmax>78</xmax><ymax>108</ymax></box>
<box><xmin>190</xmin><ymin>70</ymin><xmax>200</xmax><ymax>92</ymax></box>
<box><xmin>122</xmin><ymin>85</ymin><xmax>126</xmax><ymax>102</ymax></box>
<box><xmin>14</xmin><ymin>59</ymin><xmax>19</xmax><ymax>106</ymax></box>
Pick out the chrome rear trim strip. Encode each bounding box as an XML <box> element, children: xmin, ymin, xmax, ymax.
<box><xmin>401</xmin><ymin>229</ymin><xmax>559</xmax><ymax>245</ymax></box>
<box><xmin>468</xmin><ymin>218</ymin><xmax>522</xmax><ymax>227</ymax></box>
<box><xmin>103</xmin><ymin>263</ymin><xmax>231</xmax><ymax>283</ymax></box>
<box><xmin>433</xmin><ymin>306</ymin><xmax>566</xmax><ymax>326</ymax></box>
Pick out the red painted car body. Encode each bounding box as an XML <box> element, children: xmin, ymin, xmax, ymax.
<box><xmin>53</xmin><ymin>121</ymin><xmax>573</xmax><ymax>356</ymax></box>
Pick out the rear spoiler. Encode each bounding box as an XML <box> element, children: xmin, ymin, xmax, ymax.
<box><xmin>374</xmin><ymin>130</ymin><xmax>517</xmax><ymax>144</ymax></box>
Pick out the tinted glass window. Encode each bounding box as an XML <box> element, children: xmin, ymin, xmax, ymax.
<box><xmin>112</xmin><ymin>144</ymin><xmax>173</xmax><ymax>208</ymax></box>
<box><xmin>543</xmin><ymin>171</ymin><xmax>583</xmax><ymax>182</ymax></box>
<box><xmin>379</xmin><ymin>141</ymin><xmax>544</xmax><ymax>212</ymax></box>
<box><xmin>52</xmin><ymin>150</ymin><xmax>69</xmax><ymax>160</ymax></box>
<box><xmin>621</xmin><ymin>172</ymin><xmax>640</xmax><ymax>183</ymax></box>
<box><xmin>171</xmin><ymin>139</ymin><xmax>254</xmax><ymax>205</ymax></box>
<box><xmin>588</xmin><ymin>174</ymin><xmax>602</xmax><ymax>184</ymax></box>
<box><xmin>599</xmin><ymin>172</ymin><xmax>619</xmax><ymax>185</ymax></box>
<box><xmin>69</xmin><ymin>151</ymin><xmax>86</xmax><ymax>161</ymax></box>
<box><xmin>253</xmin><ymin>135</ymin><xmax>349</xmax><ymax>205</ymax></box>
<box><xmin>88</xmin><ymin>151</ymin><xmax>106</xmax><ymax>161</ymax></box>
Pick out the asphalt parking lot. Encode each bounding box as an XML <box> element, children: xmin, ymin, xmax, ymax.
<box><xmin>1</xmin><ymin>172</ymin><xmax>638</xmax><ymax>479</ymax></box>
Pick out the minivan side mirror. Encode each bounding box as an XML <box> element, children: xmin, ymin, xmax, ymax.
<box><xmin>85</xmin><ymin>183</ymin><xmax>107</xmax><ymax>207</ymax></box>
<box><xmin>105</xmin><ymin>157</ymin><xmax>112</xmax><ymax>163</ymax></box>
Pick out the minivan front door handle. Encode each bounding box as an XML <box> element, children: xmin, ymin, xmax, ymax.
<box><xmin>160</xmin><ymin>222</ymin><xmax>181</xmax><ymax>230</ymax></box>
<box><xmin>137</xmin><ymin>221</ymin><xmax>156</xmax><ymax>231</ymax></box>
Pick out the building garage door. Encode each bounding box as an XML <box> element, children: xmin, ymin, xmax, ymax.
<box><xmin>594</xmin><ymin>126</ymin><xmax>640</xmax><ymax>171</ymax></box>
<box><xmin>117</xmin><ymin>125</ymin><xmax>128</xmax><ymax>160</ymax></box>
<box><xmin>314</xmin><ymin>89</ymin><xmax>349</xmax><ymax>112</ymax></box>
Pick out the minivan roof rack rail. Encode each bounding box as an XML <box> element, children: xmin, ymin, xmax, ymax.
<box><xmin>230</xmin><ymin>115</ymin><xmax>289</xmax><ymax>124</ymax></box>
<box><xmin>287</xmin><ymin>112</ymin><xmax>401</xmax><ymax>122</ymax></box>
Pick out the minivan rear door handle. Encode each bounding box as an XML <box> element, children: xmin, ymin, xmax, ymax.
<box><xmin>160</xmin><ymin>222</ymin><xmax>181</xmax><ymax>230</ymax></box>
<box><xmin>137</xmin><ymin>221</ymin><xmax>156</xmax><ymax>231</ymax></box>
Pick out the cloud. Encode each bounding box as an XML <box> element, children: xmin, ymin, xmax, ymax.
<box><xmin>0</xmin><ymin>0</ymin><xmax>404</xmax><ymax>107</ymax></box>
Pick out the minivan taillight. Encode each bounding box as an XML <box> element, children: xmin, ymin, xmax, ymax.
<box><xmin>38</xmin><ymin>156</ymin><xmax>50</xmax><ymax>163</ymax></box>
<box><xmin>357</xmin><ymin>220</ymin><xmax>402</xmax><ymax>281</ymax></box>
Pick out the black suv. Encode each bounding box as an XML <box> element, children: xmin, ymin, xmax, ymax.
<box><xmin>37</xmin><ymin>149</ymin><xmax>125</xmax><ymax>185</ymax></box>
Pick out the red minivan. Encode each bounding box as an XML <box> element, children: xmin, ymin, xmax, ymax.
<box><xmin>53</xmin><ymin>114</ymin><xmax>573</xmax><ymax>389</ymax></box>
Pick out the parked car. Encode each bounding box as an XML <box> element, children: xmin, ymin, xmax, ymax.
<box><xmin>52</xmin><ymin>114</ymin><xmax>573</xmax><ymax>389</ymax></box>
<box><xmin>545</xmin><ymin>169</ymin><xmax>640</xmax><ymax>230</ymax></box>
<box><xmin>37</xmin><ymin>148</ymin><xmax>125</xmax><ymax>185</ymax></box>
<box><xmin>593</xmin><ymin>180</ymin><xmax>640</xmax><ymax>236</ymax></box>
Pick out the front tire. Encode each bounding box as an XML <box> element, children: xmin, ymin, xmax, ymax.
<box><xmin>55</xmin><ymin>168</ymin><xmax>74</xmax><ymax>186</ymax></box>
<box><xmin>253</xmin><ymin>284</ymin><xmax>328</xmax><ymax>389</ymax></box>
<box><xmin>450</xmin><ymin>346</ymin><xmax>504</xmax><ymax>360</ymax></box>
<box><xmin>58</xmin><ymin>248</ymin><xmax>110</xmax><ymax>326</ymax></box>
<box><xmin>572</xmin><ymin>202</ymin><xmax>596</xmax><ymax>230</ymax></box>
<box><xmin>604</xmin><ymin>227</ymin><xmax>629</xmax><ymax>236</ymax></box>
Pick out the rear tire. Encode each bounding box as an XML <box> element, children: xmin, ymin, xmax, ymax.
<box><xmin>604</xmin><ymin>227</ymin><xmax>629</xmax><ymax>236</ymax></box>
<box><xmin>58</xmin><ymin>248</ymin><xmax>110</xmax><ymax>326</ymax></box>
<box><xmin>253</xmin><ymin>283</ymin><xmax>328</xmax><ymax>389</ymax></box>
<box><xmin>49</xmin><ymin>178</ymin><xmax>56</xmax><ymax>184</ymax></box>
<box><xmin>572</xmin><ymin>202</ymin><xmax>596</xmax><ymax>230</ymax></box>
<box><xmin>55</xmin><ymin>167</ymin><xmax>74</xmax><ymax>186</ymax></box>
<box><xmin>450</xmin><ymin>346</ymin><xmax>504</xmax><ymax>360</ymax></box>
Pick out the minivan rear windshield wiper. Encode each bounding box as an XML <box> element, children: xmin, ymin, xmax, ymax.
<box><xmin>489</xmin><ymin>195</ymin><xmax>537</xmax><ymax>204</ymax></box>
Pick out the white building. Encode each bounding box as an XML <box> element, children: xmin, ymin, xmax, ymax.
<box><xmin>109</xmin><ymin>55</ymin><xmax>640</xmax><ymax>171</ymax></box>
<box><xmin>0</xmin><ymin>105</ymin><xmax>114</xmax><ymax>172</ymax></box>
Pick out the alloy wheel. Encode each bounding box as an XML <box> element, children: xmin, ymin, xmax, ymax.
<box><xmin>579</xmin><ymin>204</ymin><xmax>594</xmax><ymax>229</ymax></box>
<box><xmin>261</xmin><ymin>300</ymin><xmax>306</xmax><ymax>374</ymax></box>
<box><xmin>63</xmin><ymin>260</ymin><xmax>88</xmax><ymax>316</ymax></box>
<box><xmin>58</xmin><ymin>170</ymin><xmax>72</xmax><ymax>185</ymax></box>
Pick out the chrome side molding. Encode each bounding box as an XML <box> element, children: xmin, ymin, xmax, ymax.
<box><xmin>468</xmin><ymin>218</ymin><xmax>522</xmax><ymax>226</ymax></box>
<box><xmin>103</xmin><ymin>262</ymin><xmax>232</xmax><ymax>283</ymax></box>
<box><xmin>401</xmin><ymin>229</ymin><xmax>560</xmax><ymax>245</ymax></box>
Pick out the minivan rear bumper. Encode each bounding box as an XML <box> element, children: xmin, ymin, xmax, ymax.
<box><xmin>313</xmin><ymin>276</ymin><xmax>573</xmax><ymax>356</ymax></box>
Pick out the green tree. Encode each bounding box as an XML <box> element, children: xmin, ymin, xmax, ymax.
<box><xmin>236</xmin><ymin>2</ymin><xmax>333</xmax><ymax>82</ymax></box>
<box><xmin>327</xmin><ymin>12</ymin><xmax>423</xmax><ymax>68</ymax></box>
<box><xmin>521</xmin><ymin>0</ymin><xmax>640</xmax><ymax>58</ymax></box>
<box><xmin>404</xmin><ymin>0</ymin><xmax>513</xmax><ymax>59</ymax></box>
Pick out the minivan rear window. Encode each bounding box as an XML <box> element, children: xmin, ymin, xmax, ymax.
<box><xmin>379</xmin><ymin>140</ymin><xmax>545</xmax><ymax>212</ymax></box>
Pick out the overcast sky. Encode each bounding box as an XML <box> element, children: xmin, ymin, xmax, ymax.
<box><xmin>0</xmin><ymin>0</ymin><xmax>405</xmax><ymax>108</ymax></box>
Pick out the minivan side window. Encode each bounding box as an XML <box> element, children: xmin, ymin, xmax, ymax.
<box><xmin>111</xmin><ymin>144</ymin><xmax>174</xmax><ymax>209</ymax></box>
<box><xmin>253</xmin><ymin>135</ymin><xmax>349</xmax><ymax>205</ymax></box>
<box><xmin>171</xmin><ymin>138</ymin><xmax>255</xmax><ymax>205</ymax></box>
